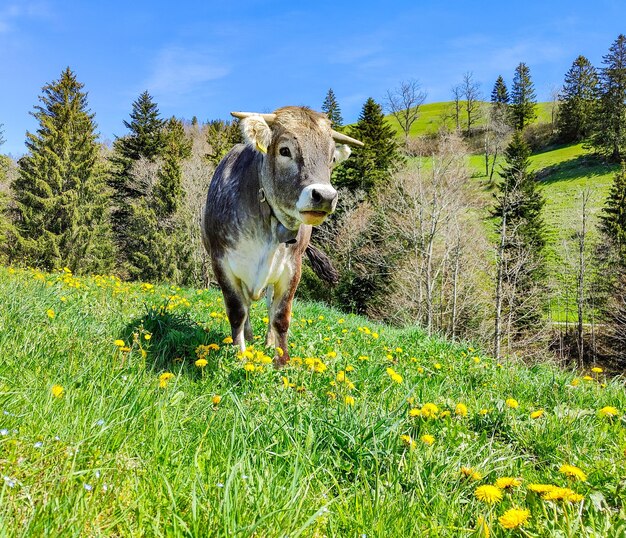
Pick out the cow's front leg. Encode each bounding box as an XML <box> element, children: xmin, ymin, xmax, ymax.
<box><xmin>214</xmin><ymin>264</ymin><xmax>250</xmax><ymax>352</ymax></box>
<box><xmin>267</xmin><ymin>261</ymin><xmax>301</xmax><ymax>367</ymax></box>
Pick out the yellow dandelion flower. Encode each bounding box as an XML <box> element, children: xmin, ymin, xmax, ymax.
<box><xmin>344</xmin><ymin>395</ymin><xmax>355</xmax><ymax>406</ymax></box>
<box><xmin>479</xmin><ymin>408</ymin><xmax>489</xmax><ymax>415</ymax></box>
<box><xmin>440</xmin><ymin>410</ymin><xmax>451</xmax><ymax>418</ymax></box>
<box><xmin>327</xmin><ymin>391</ymin><xmax>336</xmax><ymax>400</ymax></box>
<box><xmin>144</xmin><ymin>333</ymin><xmax>152</xmax><ymax>341</ymax></box>
<box><xmin>571</xmin><ymin>378</ymin><xmax>580</xmax><ymax>386</ymax></box>
<box><xmin>542</xmin><ymin>487</ymin><xmax>582</xmax><ymax>502</ymax></box>
<box><xmin>208</xmin><ymin>343</ymin><xmax>220</xmax><ymax>351</ymax></box>
<box><xmin>46</xmin><ymin>309</ymin><xmax>55</xmax><ymax>319</ymax></box>
<box><xmin>337</xmin><ymin>318</ymin><xmax>345</xmax><ymax>324</ymax></box>
<box><xmin>222</xmin><ymin>336</ymin><xmax>233</xmax><ymax>344</ymax></box>
<box><xmin>530</xmin><ymin>409</ymin><xmax>545</xmax><ymax>419</ymax></box>
<box><xmin>417</xmin><ymin>367</ymin><xmax>424</xmax><ymax>374</ymax></box>
<box><xmin>473</xmin><ymin>356</ymin><xmax>481</xmax><ymax>364</ymax></box>
<box><xmin>583</xmin><ymin>375</ymin><xmax>594</xmax><ymax>382</ymax></box>
<box><xmin>195</xmin><ymin>358</ymin><xmax>208</xmax><ymax>368</ymax></box>
<box><xmin>421</xmin><ymin>434</ymin><xmax>435</xmax><ymax>446</ymax></box>
<box><xmin>159</xmin><ymin>372</ymin><xmax>174</xmax><ymax>388</ymax></box>
<box><xmin>371</xmin><ymin>332</ymin><xmax>379</xmax><ymax>339</ymax></box>
<box><xmin>460</xmin><ymin>467</ymin><xmax>483</xmax><ymax>481</ymax></box>
<box><xmin>559</xmin><ymin>464</ymin><xmax>587</xmax><ymax>482</ymax></box>
<box><xmin>120</xmin><ymin>346</ymin><xmax>131</xmax><ymax>353</ymax></box>
<box><xmin>326</xmin><ymin>351</ymin><xmax>337</xmax><ymax>358</ymax></box>
<box><xmin>475</xmin><ymin>485</ymin><xmax>502</xmax><ymax>504</ymax></box>
<box><xmin>243</xmin><ymin>363</ymin><xmax>255</xmax><ymax>372</ymax></box>
<box><xmin>345</xmin><ymin>365</ymin><xmax>354</xmax><ymax>372</ymax></box>
<box><xmin>476</xmin><ymin>515</ymin><xmax>490</xmax><ymax>538</ymax></box>
<box><xmin>498</xmin><ymin>508</ymin><xmax>530</xmax><ymax>530</ymax></box>
<box><xmin>114</xmin><ymin>339</ymin><xmax>125</xmax><ymax>347</ymax></box>
<box><xmin>421</xmin><ymin>402</ymin><xmax>439</xmax><ymax>418</ymax></box>
<box><xmin>505</xmin><ymin>398</ymin><xmax>519</xmax><ymax>409</ymax></box>
<box><xmin>358</xmin><ymin>355</ymin><xmax>368</xmax><ymax>361</ymax></box>
<box><xmin>455</xmin><ymin>403</ymin><xmax>468</xmax><ymax>417</ymax></box>
<box><xmin>212</xmin><ymin>395</ymin><xmax>222</xmax><ymax>405</ymax></box>
<box><xmin>495</xmin><ymin>477</ymin><xmax>521</xmax><ymax>489</ymax></box>
<box><xmin>391</xmin><ymin>373</ymin><xmax>403</xmax><ymax>384</ymax></box>
<box><xmin>591</xmin><ymin>367</ymin><xmax>603</xmax><ymax>373</ymax></box>
<box><xmin>400</xmin><ymin>434</ymin><xmax>416</xmax><ymax>449</ymax></box>
<box><xmin>599</xmin><ymin>406</ymin><xmax>619</xmax><ymax>418</ymax></box>
<box><xmin>409</xmin><ymin>408</ymin><xmax>421</xmax><ymax>417</ymax></box>
<box><xmin>51</xmin><ymin>384</ymin><xmax>64</xmax><ymax>398</ymax></box>
<box><xmin>434</xmin><ymin>363</ymin><xmax>442</xmax><ymax>370</ymax></box>
<box><xmin>336</xmin><ymin>370</ymin><xmax>346</xmax><ymax>382</ymax></box>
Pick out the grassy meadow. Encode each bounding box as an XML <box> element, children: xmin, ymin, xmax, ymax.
<box><xmin>1</xmin><ymin>266</ymin><xmax>625</xmax><ymax>536</ymax></box>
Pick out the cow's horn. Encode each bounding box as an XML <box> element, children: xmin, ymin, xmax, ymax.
<box><xmin>231</xmin><ymin>112</ymin><xmax>276</xmax><ymax>124</ymax></box>
<box><xmin>331</xmin><ymin>130</ymin><xmax>364</xmax><ymax>147</ymax></box>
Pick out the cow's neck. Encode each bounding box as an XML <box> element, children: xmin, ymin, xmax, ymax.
<box><xmin>258</xmin><ymin>188</ymin><xmax>299</xmax><ymax>245</ymax></box>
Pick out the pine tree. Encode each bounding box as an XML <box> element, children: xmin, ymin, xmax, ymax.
<box><xmin>590</xmin><ymin>35</ymin><xmax>626</xmax><ymax>161</ymax></box>
<box><xmin>599</xmin><ymin>161</ymin><xmax>626</xmax><ymax>258</ymax></box>
<box><xmin>509</xmin><ymin>63</ymin><xmax>537</xmax><ymax>130</ymax></box>
<box><xmin>10</xmin><ymin>68</ymin><xmax>113</xmax><ymax>273</ymax></box>
<box><xmin>557</xmin><ymin>56</ymin><xmax>599</xmax><ymax>142</ymax></box>
<box><xmin>333</xmin><ymin>97</ymin><xmax>400</xmax><ymax>194</ymax></box>
<box><xmin>109</xmin><ymin>91</ymin><xmax>166</xmax><ymax>267</ymax></box>
<box><xmin>490</xmin><ymin>75</ymin><xmax>509</xmax><ymax>122</ymax></box>
<box><xmin>492</xmin><ymin>132</ymin><xmax>546</xmax><ymax>344</ymax></box>
<box><xmin>322</xmin><ymin>88</ymin><xmax>343</xmax><ymax>128</ymax></box>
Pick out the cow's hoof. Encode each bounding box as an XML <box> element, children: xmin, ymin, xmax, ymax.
<box><xmin>273</xmin><ymin>355</ymin><xmax>289</xmax><ymax>368</ymax></box>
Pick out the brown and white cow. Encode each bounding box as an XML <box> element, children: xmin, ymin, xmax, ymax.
<box><xmin>202</xmin><ymin>106</ymin><xmax>362</xmax><ymax>366</ymax></box>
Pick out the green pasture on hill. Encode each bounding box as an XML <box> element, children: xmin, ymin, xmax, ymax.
<box><xmin>0</xmin><ymin>266</ymin><xmax>625</xmax><ymax>536</ymax></box>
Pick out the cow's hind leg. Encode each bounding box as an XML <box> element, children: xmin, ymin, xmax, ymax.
<box><xmin>268</xmin><ymin>261</ymin><xmax>301</xmax><ymax>367</ymax></box>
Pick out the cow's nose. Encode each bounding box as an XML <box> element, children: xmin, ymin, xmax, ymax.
<box><xmin>311</xmin><ymin>187</ymin><xmax>337</xmax><ymax>206</ymax></box>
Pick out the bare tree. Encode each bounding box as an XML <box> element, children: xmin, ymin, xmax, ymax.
<box><xmin>451</xmin><ymin>84</ymin><xmax>462</xmax><ymax>132</ymax></box>
<box><xmin>483</xmin><ymin>111</ymin><xmax>511</xmax><ymax>185</ymax></box>
<box><xmin>386</xmin><ymin>80</ymin><xmax>427</xmax><ymax>146</ymax></box>
<box><xmin>549</xmin><ymin>85</ymin><xmax>562</xmax><ymax>130</ymax></box>
<box><xmin>575</xmin><ymin>190</ymin><xmax>591</xmax><ymax>367</ymax></box>
<box><xmin>462</xmin><ymin>72</ymin><xmax>482</xmax><ymax>137</ymax></box>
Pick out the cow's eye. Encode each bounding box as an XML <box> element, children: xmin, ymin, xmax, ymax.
<box><xmin>279</xmin><ymin>147</ymin><xmax>291</xmax><ymax>158</ymax></box>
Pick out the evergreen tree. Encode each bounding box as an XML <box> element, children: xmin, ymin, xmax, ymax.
<box><xmin>490</xmin><ymin>75</ymin><xmax>509</xmax><ymax>122</ymax></box>
<box><xmin>557</xmin><ymin>56</ymin><xmax>599</xmax><ymax>142</ymax></box>
<box><xmin>205</xmin><ymin>119</ymin><xmax>242</xmax><ymax>167</ymax></box>
<box><xmin>333</xmin><ymin>97</ymin><xmax>400</xmax><ymax>194</ymax></box>
<box><xmin>492</xmin><ymin>132</ymin><xmax>546</xmax><ymax>337</ymax></box>
<box><xmin>322</xmin><ymin>88</ymin><xmax>344</xmax><ymax>128</ymax></box>
<box><xmin>509</xmin><ymin>63</ymin><xmax>537</xmax><ymax>130</ymax></box>
<box><xmin>109</xmin><ymin>91</ymin><xmax>166</xmax><ymax>267</ymax></box>
<box><xmin>10</xmin><ymin>68</ymin><xmax>113</xmax><ymax>273</ymax></box>
<box><xmin>590</xmin><ymin>35</ymin><xmax>626</xmax><ymax>161</ymax></box>
<box><xmin>599</xmin><ymin>161</ymin><xmax>626</xmax><ymax>258</ymax></box>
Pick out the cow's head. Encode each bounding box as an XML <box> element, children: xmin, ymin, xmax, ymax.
<box><xmin>232</xmin><ymin>107</ymin><xmax>363</xmax><ymax>230</ymax></box>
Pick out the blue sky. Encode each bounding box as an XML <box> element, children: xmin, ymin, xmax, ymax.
<box><xmin>0</xmin><ymin>0</ymin><xmax>624</xmax><ymax>156</ymax></box>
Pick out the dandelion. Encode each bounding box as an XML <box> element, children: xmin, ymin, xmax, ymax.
<box><xmin>476</xmin><ymin>515</ymin><xmax>490</xmax><ymax>538</ymax></box>
<box><xmin>571</xmin><ymin>378</ymin><xmax>581</xmax><ymax>387</ymax></box>
<box><xmin>598</xmin><ymin>406</ymin><xmax>619</xmax><ymax>418</ymax></box>
<box><xmin>542</xmin><ymin>487</ymin><xmax>583</xmax><ymax>502</ymax></box>
<box><xmin>400</xmin><ymin>434</ymin><xmax>416</xmax><ymax>449</ymax></box>
<box><xmin>207</xmin><ymin>343</ymin><xmax>220</xmax><ymax>351</ymax></box>
<box><xmin>474</xmin><ymin>485</ymin><xmax>503</xmax><ymax>504</ymax></box>
<box><xmin>345</xmin><ymin>365</ymin><xmax>354</xmax><ymax>372</ymax></box>
<box><xmin>461</xmin><ymin>467</ymin><xmax>483</xmax><ymax>481</ymax></box>
<box><xmin>159</xmin><ymin>372</ymin><xmax>174</xmax><ymax>388</ymax></box>
<box><xmin>591</xmin><ymin>367</ymin><xmax>603</xmax><ymax>373</ymax></box>
<box><xmin>195</xmin><ymin>358</ymin><xmax>208</xmax><ymax>368</ymax></box>
<box><xmin>144</xmin><ymin>333</ymin><xmax>152</xmax><ymax>341</ymax></box>
<box><xmin>495</xmin><ymin>477</ymin><xmax>521</xmax><ymax>489</ymax></box>
<box><xmin>421</xmin><ymin>434</ymin><xmax>435</xmax><ymax>446</ymax></box>
<box><xmin>212</xmin><ymin>395</ymin><xmax>222</xmax><ymax>405</ymax></box>
<box><xmin>326</xmin><ymin>351</ymin><xmax>337</xmax><ymax>358</ymax></box>
<box><xmin>505</xmin><ymin>398</ymin><xmax>519</xmax><ymax>409</ymax></box>
<box><xmin>46</xmin><ymin>309</ymin><xmax>55</xmax><ymax>319</ymax></box>
<box><xmin>473</xmin><ymin>356</ymin><xmax>481</xmax><ymax>364</ymax></box>
<box><xmin>559</xmin><ymin>464</ymin><xmax>587</xmax><ymax>482</ymax></box>
<box><xmin>51</xmin><ymin>384</ymin><xmax>64</xmax><ymax>398</ymax></box>
<box><xmin>409</xmin><ymin>408</ymin><xmax>421</xmax><ymax>418</ymax></box>
<box><xmin>479</xmin><ymin>408</ymin><xmax>489</xmax><ymax>415</ymax></box>
<box><xmin>358</xmin><ymin>355</ymin><xmax>368</xmax><ymax>361</ymax></box>
<box><xmin>223</xmin><ymin>336</ymin><xmax>233</xmax><ymax>344</ymax></box>
<box><xmin>120</xmin><ymin>346</ymin><xmax>131</xmax><ymax>353</ymax></box>
<box><xmin>528</xmin><ymin>483</ymin><xmax>557</xmax><ymax>494</ymax></box>
<box><xmin>530</xmin><ymin>409</ymin><xmax>545</xmax><ymax>419</ymax></box>
<box><xmin>114</xmin><ymin>339</ymin><xmax>125</xmax><ymax>347</ymax></box>
<box><xmin>498</xmin><ymin>508</ymin><xmax>530</xmax><ymax>530</ymax></box>
<box><xmin>421</xmin><ymin>403</ymin><xmax>439</xmax><ymax>419</ymax></box>
<box><xmin>391</xmin><ymin>373</ymin><xmax>403</xmax><ymax>383</ymax></box>
<box><xmin>243</xmin><ymin>363</ymin><xmax>255</xmax><ymax>372</ymax></box>
<box><xmin>455</xmin><ymin>403</ymin><xmax>468</xmax><ymax>417</ymax></box>
<box><xmin>583</xmin><ymin>375</ymin><xmax>594</xmax><ymax>382</ymax></box>
<box><xmin>344</xmin><ymin>395</ymin><xmax>355</xmax><ymax>406</ymax></box>
<box><xmin>336</xmin><ymin>370</ymin><xmax>346</xmax><ymax>382</ymax></box>
<box><xmin>434</xmin><ymin>363</ymin><xmax>442</xmax><ymax>370</ymax></box>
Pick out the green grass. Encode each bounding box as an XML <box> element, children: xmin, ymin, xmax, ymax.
<box><xmin>1</xmin><ymin>266</ymin><xmax>625</xmax><ymax>536</ymax></box>
<box><xmin>385</xmin><ymin>102</ymin><xmax>554</xmax><ymax>137</ymax></box>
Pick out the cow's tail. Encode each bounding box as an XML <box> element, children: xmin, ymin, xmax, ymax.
<box><xmin>305</xmin><ymin>244</ymin><xmax>339</xmax><ymax>285</ymax></box>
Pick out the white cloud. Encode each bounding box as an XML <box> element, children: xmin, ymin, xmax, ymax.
<box><xmin>0</xmin><ymin>2</ymin><xmax>49</xmax><ymax>34</ymax></box>
<box><xmin>146</xmin><ymin>46</ymin><xmax>230</xmax><ymax>97</ymax></box>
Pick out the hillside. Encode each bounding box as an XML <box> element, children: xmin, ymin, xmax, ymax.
<box><xmin>0</xmin><ymin>266</ymin><xmax>624</xmax><ymax>536</ymax></box>
<box><xmin>384</xmin><ymin>101</ymin><xmax>553</xmax><ymax>137</ymax></box>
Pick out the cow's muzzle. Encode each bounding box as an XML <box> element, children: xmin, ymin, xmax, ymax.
<box><xmin>296</xmin><ymin>184</ymin><xmax>338</xmax><ymax>225</ymax></box>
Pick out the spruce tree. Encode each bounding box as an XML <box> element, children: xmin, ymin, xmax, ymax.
<box><xmin>11</xmin><ymin>68</ymin><xmax>113</xmax><ymax>273</ymax></box>
<box><xmin>333</xmin><ymin>97</ymin><xmax>400</xmax><ymax>194</ymax></box>
<box><xmin>557</xmin><ymin>56</ymin><xmax>599</xmax><ymax>142</ymax></box>
<box><xmin>109</xmin><ymin>91</ymin><xmax>166</xmax><ymax>267</ymax></box>
<box><xmin>492</xmin><ymin>132</ymin><xmax>546</xmax><ymax>337</ymax></box>
<box><xmin>599</xmin><ymin>161</ymin><xmax>626</xmax><ymax>258</ymax></box>
<box><xmin>591</xmin><ymin>35</ymin><xmax>626</xmax><ymax>161</ymax></box>
<box><xmin>509</xmin><ymin>63</ymin><xmax>537</xmax><ymax>130</ymax></box>
<box><xmin>322</xmin><ymin>88</ymin><xmax>344</xmax><ymax>129</ymax></box>
<box><xmin>490</xmin><ymin>75</ymin><xmax>509</xmax><ymax>122</ymax></box>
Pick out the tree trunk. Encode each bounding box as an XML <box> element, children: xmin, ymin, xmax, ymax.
<box><xmin>494</xmin><ymin>211</ymin><xmax>506</xmax><ymax>359</ymax></box>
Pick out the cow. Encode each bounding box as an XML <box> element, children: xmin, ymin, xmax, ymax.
<box><xmin>202</xmin><ymin>106</ymin><xmax>363</xmax><ymax>366</ymax></box>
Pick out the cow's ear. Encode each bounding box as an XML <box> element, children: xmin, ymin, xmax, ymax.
<box><xmin>240</xmin><ymin>115</ymin><xmax>272</xmax><ymax>154</ymax></box>
<box><xmin>333</xmin><ymin>144</ymin><xmax>351</xmax><ymax>165</ymax></box>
